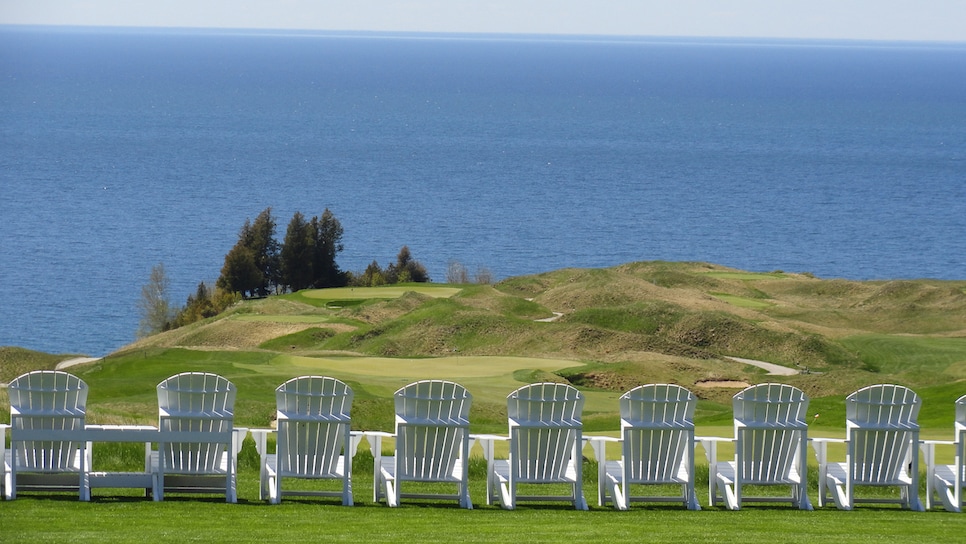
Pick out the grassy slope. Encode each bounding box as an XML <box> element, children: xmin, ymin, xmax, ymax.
<box><xmin>5</xmin><ymin>261</ymin><xmax>965</xmax><ymax>431</ymax></box>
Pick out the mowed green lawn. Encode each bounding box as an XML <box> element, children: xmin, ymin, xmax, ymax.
<box><xmin>2</xmin><ymin>467</ymin><xmax>963</xmax><ymax>543</ymax></box>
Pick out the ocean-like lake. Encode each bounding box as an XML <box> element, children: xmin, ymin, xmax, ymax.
<box><xmin>1</xmin><ymin>27</ymin><xmax>965</xmax><ymax>356</ymax></box>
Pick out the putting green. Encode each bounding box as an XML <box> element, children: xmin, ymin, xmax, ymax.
<box><xmin>232</xmin><ymin>315</ymin><xmax>337</xmax><ymax>323</ymax></box>
<box><xmin>241</xmin><ymin>354</ymin><xmax>620</xmax><ymax>411</ymax></box>
<box><xmin>300</xmin><ymin>285</ymin><xmax>462</xmax><ymax>301</ymax></box>
<box><xmin>710</xmin><ymin>293</ymin><xmax>774</xmax><ymax>309</ymax></box>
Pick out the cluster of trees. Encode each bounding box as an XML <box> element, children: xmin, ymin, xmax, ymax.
<box><xmin>138</xmin><ymin>207</ymin><xmax>434</xmax><ymax>337</ymax></box>
<box><xmin>216</xmin><ymin>207</ymin><xmax>348</xmax><ymax>297</ymax></box>
<box><xmin>352</xmin><ymin>246</ymin><xmax>430</xmax><ymax>287</ymax></box>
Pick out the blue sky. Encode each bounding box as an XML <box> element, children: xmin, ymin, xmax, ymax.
<box><xmin>1</xmin><ymin>0</ymin><xmax>964</xmax><ymax>42</ymax></box>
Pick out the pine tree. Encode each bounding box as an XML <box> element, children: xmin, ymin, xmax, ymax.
<box><xmin>280</xmin><ymin>211</ymin><xmax>314</xmax><ymax>292</ymax></box>
<box><xmin>309</xmin><ymin>208</ymin><xmax>347</xmax><ymax>288</ymax></box>
<box><xmin>217</xmin><ymin>208</ymin><xmax>279</xmax><ymax>297</ymax></box>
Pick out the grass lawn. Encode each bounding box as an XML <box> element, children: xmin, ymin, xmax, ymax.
<box><xmin>3</xmin><ymin>465</ymin><xmax>963</xmax><ymax>543</ymax></box>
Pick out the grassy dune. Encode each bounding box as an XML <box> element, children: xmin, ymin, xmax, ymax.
<box><xmin>4</xmin><ymin>261</ymin><xmax>965</xmax><ymax>429</ymax></box>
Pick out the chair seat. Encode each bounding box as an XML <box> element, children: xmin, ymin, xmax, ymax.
<box><xmin>265</xmin><ymin>453</ymin><xmax>348</xmax><ymax>480</ymax></box>
<box><xmin>716</xmin><ymin>461</ymin><xmax>803</xmax><ymax>486</ymax></box>
<box><xmin>492</xmin><ymin>458</ymin><xmax>580</xmax><ymax>485</ymax></box>
<box><xmin>825</xmin><ymin>462</ymin><xmax>912</xmax><ymax>486</ymax></box>
<box><xmin>150</xmin><ymin>451</ymin><xmax>231</xmax><ymax>475</ymax></box>
<box><xmin>932</xmin><ymin>464</ymin><xmax>964</xmax><ymax>513</ymax></box>
<box><xmin>379</xmin><ymin>456</ymin><xmax>466</xmax><ymax>483</ymax></box>
<box><xmin>606</xmin><ymin>459</ymin><xmax>690</xmax><ymax>485</ymax></box>
<box><xmin>933</xmin><ymin>464</ymin><xmax>960</xmax><ymax>487</ymax></box>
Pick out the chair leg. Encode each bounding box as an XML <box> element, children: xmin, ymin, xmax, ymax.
<box><xmin>574</xmin><ymin>482</ymin><xmax>588</xmax><ymax>511</ymax></box>
<box><xmin>686</xmin><ymin>482</ymin><xmax>701</xmax><ymax>511</ymax></box>
<box><xmin>271</xmin><ymin>473</ymin><xmax>281</xmax><ymax>504</ymax></box>
<box><xmin>387</xmin><ymin>479</ymin><xmax>398</xmax><ymax>508</ymax></box>
<box><xmin>722</xmin><ymin>479</ymin><xmax>739</xmax><ymax>511</ymax></box>
<box><xmin>607</xmin><ymin>477</ymin><xmax>626</xmax><ymax>511</ymax></box>
<box><xmin>830</xmin><ymin>477</ymin><xmax>850</xmax><ymax>510</ymax></box>
<box><xmin>796</xmin><ymin>482</ymin><xmax>813</xmax><ymax>511</ymax></box>
<box><xmin>343</xmin><ymin>474</ymin><xmax>353</xmax><ymax>507</ymax></box>
<box><xmin>500</xmin><ymin>479</ymin><xmax>515</xmax><ymax>510</ymax></box>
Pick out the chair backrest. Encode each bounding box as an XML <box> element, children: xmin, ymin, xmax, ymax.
<box><xmin>733</xmin><ymin>383</ymin><xmax>808</xmax><ymax>427</ymax></box>
<box><xmin>157</xmin><ymin>372</ymin><xmax>236</xmax><ymax>473</ymax></box>
<box><xmin>8</xmin><ymin>371</ymin><xmax>88</xmax><ymax>471</ymax></box>
<box><xmin>619</xmin><ymin>384</ymin><xmax>695</xmax><ymax>482</ymax></box>
<box><xmin>393</xmin><ymin>380</ymin><xmax>471</xmax><ymax>480</ymax></box>
<box><xmin>846</xmin><ymin>384</ymin><xmax>920</xmax><ymax>429</ymax></box>
<box><xmin>506</xmin><ymin>383</ymin><xmax>584</xmax><ymax>482</ymax></box>
<box><xmin>732</xmin><ymin>383</ymin><xmax>809</xmax><ymax>484</ymax></box>
<box><xmin>845</xmin><ymin>384</ymin><xmax>920</xmax><ymax>484</ymax></box>
<box><xmin>275</xmin><ymin>376</ymin><xmax>352</xmax><ymax>476</ymax></box>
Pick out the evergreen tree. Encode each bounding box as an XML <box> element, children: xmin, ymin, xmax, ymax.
<box><xmin>309</xmin><ymin>208</ymin><xmax>347</xmax><ymax>288</ymax></box>
<box><xmin>388</xmin><ymin>245</ymin><xmax>429</xmax><ymax>283</ymax></box>
<box><xmin>280</xmin><ymin>211</ymin><xmax>314</xmax><ymax>291</ymax></box>
<box><xmin>217</xmin><ymin>207</ymin><xmax>279</xmax><ymax>297</ymax></box>
<box><xmin>247</xmin><ymin>207</ymin><xmax>280</xmax><ymax>295</ymax></box>
<box><xmin>217</xmin><ymin>243</ymin><xmax>263</xmax><ymax>297</ymax></box>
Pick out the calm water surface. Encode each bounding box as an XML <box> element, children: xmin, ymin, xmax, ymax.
<box><xmin>1</xmin><ymin>28</ymin><xmax>965</xmax><ymax>355</ymax></box>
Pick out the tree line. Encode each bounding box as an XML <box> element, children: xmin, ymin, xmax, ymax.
<box><xmin>139</xmin><ymin>207</ymin><xmax>431</xmax><ymax>336</ymax></box>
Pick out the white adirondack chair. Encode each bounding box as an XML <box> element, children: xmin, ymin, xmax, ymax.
<box><xmin>153</xmin><ymin>372</ymin><xmax>241</xmax><ymax>502</ymax></box>
<box><xmin>6</xmin><ymin>371</ymin><xmax>89</xmax><ymax>500</ymax></box>
<box><xmin>257</xmin><ymin>376</ymin><xmax>360</xmax><ymax>504</ymax></box>
<box><xmin>813</xmin><ymin>384</ymin><xmax>923</xmax><ymax>511</ymax></box>
<box><xmin>704</xmin><ymin>383</ymin><xmax>811</xmax><ymax>510</ymax></box>
<box><xmin>487</xmin><ymin>382</ymin><xmax>588</xmax><ymax>510</ymax></box>
<box><xmin>923</xmin><ymin>394</ymin><xmax>965</xmax><ymax>512</ymax></box>
<box><xmin>370</xmin><ymin>380</ymin><xmax>473</xmax><ymax>508</ymax></box>
<box><xmin>589</xmin><ymin>384</ymin><xmax>699</xmax><ymax>510</ymax></box>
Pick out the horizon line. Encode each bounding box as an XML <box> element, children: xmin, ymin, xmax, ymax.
<box><xmin>4</xmin><ymin>23</ymin><xmax>966</xmax><ymax>48</ymax></box>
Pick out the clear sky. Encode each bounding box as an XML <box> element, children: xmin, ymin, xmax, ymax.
<box><xmin>1</xmin><ymin>0</ymin><xmax>964</xmax><ymax>42</ymax></box>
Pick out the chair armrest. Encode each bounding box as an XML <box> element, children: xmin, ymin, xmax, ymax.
<box><xmin>361</xmin><ymin>431</ymin><xmax>394</xmax><ymax>457</ymax></box>
<box><xmin>248</xmin><ymin>428</ymin><xmax>275</xmax><ymax>458</ymax></box>
<box><xmin>348</xmin><ymin>431</ymin><xmax>365</xmax><ymax>458</ymax></box>
<box><xmin>584</xmin><ymin>435</ymin><xmax>620</xmax><ymax>443</ymax></box>
<box><xmin>921</xmin><ymin>439</ymin><xmax>955</xmax><ymax>446</ymax></box>
<box><xmin>920</xmin><ymin>439</ymin><xmax>956</xmax><ymax>469</ymax></box>
<box><xmin>469</xmin><ymin>434</ymin><xmax>507</xmax><ymax>462</ymax></box>
<box><xmin>696</xmin><ymin>436</ymin><xmax>732</xmax><ymax>465</ymax></box>
<box><xmin>232</xmin><ymin>427</ymin><xmax>249</xmax><ymax>455</ymax></box>
<box><xmin>808</xmin><ymin>437</ymin><xmax>845</xmax><ymax>464</ymax></box>
<box><xmin>583</xmin><ymin>435</ymin><xmax>620</xmax><ymax>462</ymax></box>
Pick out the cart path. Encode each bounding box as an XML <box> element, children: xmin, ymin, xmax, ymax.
<box><xmin>725</xmin><ymin>356</ymin><xmax>799</xmax><ymax>376</ymax></box>
<box><xmin>56</xmin><ymin>357</ymin><xmax>102</xmax><ymax>370</ymax></box>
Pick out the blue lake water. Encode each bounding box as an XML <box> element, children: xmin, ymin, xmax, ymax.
<box><xmin>1</xmin><ymin>27</ymin><xmax>965</xmax><ymax>356</ymax></box>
